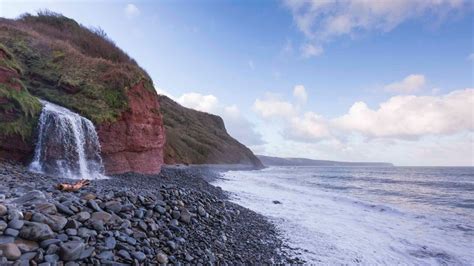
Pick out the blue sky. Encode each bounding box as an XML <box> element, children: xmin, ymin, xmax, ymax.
<box><xmin>1</xmin><ymin>0</ymin><xmax>473</xmax><ymax>166</ymax></box>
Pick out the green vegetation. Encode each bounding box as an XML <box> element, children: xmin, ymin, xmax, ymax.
<box><xmin>0</xmin><ymin>10</ymin><xmax>159</xmax><ymax>153</ymax></box>
<box><xmin>0</xmin><ymin>82</ymin><xmax>41</xmax><ymax>140</ymax></box>
<box><xmin>158</xmin><ymin>95</ymin><xmax>262</xmax><ymax>167</ymax></box>
<box><xmin>0</xmin><ymin>11</ymin><xmax>155</xmax><ymax>126</ymax></box>
<box><xmin>0</xmin><ymin>43</ymin><xmax>23</xmax><ymax>74</ymax></box>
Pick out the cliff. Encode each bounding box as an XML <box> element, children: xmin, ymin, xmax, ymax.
<box><xmin>257</xmin><ymin>155</ymin><xmax>394</xmax><ymax>167</ymax></box>
<box><xmin>158</xmin><ymin>95</ymin><xmax>263</xmax><ymax>168</ymax></box>
<box><xmin>0</xmin><ymin>12</ymin><xmax>165</xmax><ymax>174</ymax></box>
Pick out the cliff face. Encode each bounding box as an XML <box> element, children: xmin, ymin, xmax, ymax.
<box><xmin>158</xmin><ymin>95</ymin><xmax>263</xmax><ymax>168</ymax></box>
<box><xmin>97</xmin><ymin>81</ymin><xmax>165</xmax><ymax>174</ymax></box>
<box><xmin>0</xmin><ymin>12</ymin><xmax>165</xmax><ymax>174</ymax></box>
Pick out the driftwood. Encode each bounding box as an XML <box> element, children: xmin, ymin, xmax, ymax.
<box><xmin>56</xmin><ymin>179</ymin><xmax>90</xmax><ymax>192</ymax></box>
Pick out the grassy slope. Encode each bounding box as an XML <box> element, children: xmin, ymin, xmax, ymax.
<box><xmin>159</xmin><ymin>95</ymin><xmax>263</xmax><ymax>167</ymax></box>
<box><xmin>0</xmin><ymin>11</ymin><xmax>154</xmax><ymax>137</ymax></box>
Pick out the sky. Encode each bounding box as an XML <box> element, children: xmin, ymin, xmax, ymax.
<box><xmin>1</xmin><ymin>0</ymin><xmax>473</xmax><ymax>166</ymax></box>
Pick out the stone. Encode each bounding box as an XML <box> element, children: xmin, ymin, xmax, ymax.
<box><xmin>77</xmin><ymin>227</ymin><xmax>97</xmax><ymax>238</ymax></box>
<box><xmin>180</xmin><ymin>209</ymin><xmax>192</xmax><ymax>224</ymax></box>
<box><xmin>4</xmin><ymin>228</ymin><xmax>19</xmax><ymax>237</ymax></box>
<box><xmin>163</xmin><ymin>230</ymin><xmax>173</xmax><ymax>238</ymax></box>
<box><xmin>56</xmin><ymin>233</ymin><xmax>69</xmax><ymax>241</ymax></box>
<box><xmin>32</xmin><ymin>213</ymin><xmax>67</xmax><ymax>232</ymax></box>
<box><xmin>104</xmin><ymin>236</ymin><xmax>116</xmax><ymax>250</ymax></box>
<box><xmin>156</xmin><ymin>252</ymin><xmax>168</xmax><ymax>264</ymax></box>
<box><xmin>172</xmin><ymin>210</ymin><xmax>180</xmax><ymax>219</ymax></box>
<box><xmin>40</xmin><ymin>239</ymin><xmax>61</xmax><ymax>249</ymax></box>
<box><xmin>44</xmin><ymin>254</ymin><xmax>59</xmax><ymax>263</ymax></box>
<box><xmin>36</xmin><ymin>203</ymin><xmax>57</xmax><ymax>214</ymax></box>
<box><xmin>0</xmin><ymin>243</ymin><xmax>21</xmax><ymax>260</ymax></box>
<box><xmin>0</xmin><ymin>236</ymin><xmax>14</xmax><ymax>244</ymax></box>
<box><xmin>12</xmin><ymin>190</ymin><xmax>46</xmax><ymax>204</ymax></box>
<box><xmin>14</xmin><ymin>239</ymin><xmax>39</xmax><ymax>252</ymax></box>
<box><xmin>55</xmin><ymin>203</ymin><xmax>74</xmax><ymax>216</ymax></box>
<box><xmin>118</xmin><ymin>249</ymin><xmax>131</xmax><ymax>260</ymax></box>
<box><xmin>155</xmin><ymin>200</ymin><xmax>166</xmax><ymax>207</ymax></box>
<box><xmin>79</xmin><ymin>246</ymin><xmax>94</xmax><ymax>260</ymax></box>
<box><xmin>97</xmin><ymin>250</ymin><xmax>113</xmax><ymax>260</ymax></box>
<box><xmin>90</xmin><ymin>220</ymin><xmax>104</xmax><ymax>231</ymax></box>
<box><xmin>170</xmin><ymin>219</ymin><xmax>179</xmax><ymax>227</ymax></box>
<box><xmin>82</xmin><ymin>193</ymin><xmax>96</xmax><ymax>201</ymax></box>
<box><xmin>126</xmin><ymin>236</ymin><xmax>137</xmax><ymax>245</ymax></box>
<box><xmin>198</xmin><ymin>206</ymin><xmax>206</xmax><ymax>216</ymax></box>
<box><xmin>0</xmin><ymin>220</ymin><xmax>7</xmax><ymax>231</ymax></box>
<box><xmin>154</xmin><ymin>205</ymin><xmax>166</xmax><ymax>214</ymax></box>
<box><xmin>65</xmin><ymin>219</ymin><xmax>81</xmax><ymax>229</ymax></box>
<box><xmin>60</xmin><ymin>241</ymin><xmax>85</xmax><ymax>261</ymax></box>
<box><xmin>46</xmin><ymin>244</ymin><xmax>60</xmax><ymax>255</ymax></box>
<box><xmin>272</xmin><ymin>200</ymin><xmax>282</xmax><ymax>204</ymax></box>
<box><xmin>167</xmin><ymin>240</ymin><xmax>177</xmax><ymax>250</ymax></box>
<box><xmin>87</xmin><ymin>200</ymin><xmax>101</xmax><ymax>212</ymax></box>
<box><xmin>20</xmin><ymin>222</ymin><xmax>54</xmax><ymax>241</ymax></box>
<box><xmin>132</xmin><ymin>251</ymin><xmax>146</xmax><ymax>262</ymax></box>
<box><xmin>90</xmin><ymin>212</ymin><xmax>112</xmax><ymax>224</ymax></box>
<box><xmin>138</xmin><ymin>221</ymin><xmax>147</xmax><ymax>231</ymax></box>
<box><xmin>105</xmin><ymin>201</ymin><xmax>122</xmax><ymax>213</ymax></box>
<box><xmin>8</xmin><ymin>219</ymin><xmax>24</xmax><ymax>230</ymax></box>
<box><xmin>0</xmin><ymin>204</ymin><xmax>7</xmax><ymax>216</ymax></box>
<box><xmin>19</xmin><ymin>251</ymin><xmax>37</xmax><ymax>261</ymax></box>
<box><xmin>66</xmin><ymin>228</ymin><xmax>77</xmax><ymax>236</ymax></box>
<box><xmin>185</xmin><ymin>253</ymin><xmax>194</xmax><ymax>262</ymax></box>
<box><xmin>73</xmin><ymin>212</ymin><xmax>91</xmax><ymax>222</ymax></box>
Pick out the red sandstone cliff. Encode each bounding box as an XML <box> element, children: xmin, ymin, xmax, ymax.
<box><xmin>97</xmin><ymin>82</ymin><xmax>165</xmax><ymax>174</ymax></box>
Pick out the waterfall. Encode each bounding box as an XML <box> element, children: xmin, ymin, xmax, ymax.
<box><xmin>29</xmin><ymin>100</ymin><xmax>105</xmax><ymax>179</ymax></box>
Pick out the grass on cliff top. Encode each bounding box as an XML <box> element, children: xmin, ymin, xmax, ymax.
<box><xmin>0</xmin><ymin>11</ymin><xmax>156</xmax><ymax>124</ymax></box>
<box><xmin>0</xmin><ymin>43</ymin><xmax>23</xmax><ymax>74</ymax></box>
<box><xmin>19</xmin><ymin>10</ymin><xmax>136</xmax><ymax>65</ymax></box>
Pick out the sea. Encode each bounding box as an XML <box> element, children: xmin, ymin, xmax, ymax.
<box><xmin>211</xmin><ymin>166</ymin><xmax>474</xmax><ymax>265</ymax></box>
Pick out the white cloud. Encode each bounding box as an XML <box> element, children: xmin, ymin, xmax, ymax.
<box><xmin>301</xmin><ymin>43</ymin><xmax>323</xmax><ymax>57</ymax></box>
<box><xmin>177</xmin><ymin>92</ymin><xmax>218</xmax><ymax>113</ymax></box>
<box><xmin>284</xmin><ymin>0</ymin><xmax>467</xmax><ymax>57</ymax></box>
<box><xmin>467</xmin><ymin>53</ymin><xmax>474</xmax><ymax>61</ymax></box>
<box><xmin>293</xmin><ymin>85</ymin><xmax>308</xmax><ymax>103</ymax></box>
<box><xmin>286</xmin><ymin>112</ymin><xmax>331</xmax><ymax>141</ymax></box>
<box><xmin>334</xmin><ymin>89</ymin><xmax>474</xmax><ymax>138</ymax></box>
<box><xmin>254</xmin><ymin>85</ymin><xmax>474</xmax><ymax>145</ymax></box>
<box><xmin>124</xmin><ymin>3</ymin><xmax>140</xmax><ymax>19</ymax></box>
<box><xmin>253</xmin><ymin>93</ymin><xmax>297</xmax><ymax>119</ymax></box>
<box><xmin>224</xmin><ymin>105</ymin><xmax>240</xmax><ymax>118</ymax></box>
<box><xmin>221</xmin><ymin>105</ymin><xmax>265</xmax><ymax>146</ymax></box>
<box><xmin>384</xmin><ymin>74</ymin><xmax>426</xmax><ymax>94</ymax></box>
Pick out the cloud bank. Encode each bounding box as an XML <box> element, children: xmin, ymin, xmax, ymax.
<box><xmin>253</xmin><ymin>82</ymin><xmax>473</xmax><ymax>142</ymax></box>
<box><xmin>284</xmin><ymin>0</ymin><xmax>469</xmax><ymax>57</ymax></box>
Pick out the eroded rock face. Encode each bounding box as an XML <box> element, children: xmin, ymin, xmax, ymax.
<box><xmin>97</xmin><ymin>82</ymin><xmax>165</xmax><ymax>175</ymax></box>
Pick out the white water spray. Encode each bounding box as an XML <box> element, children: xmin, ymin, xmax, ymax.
<box><xmin>29</xmin><ymin>100</ymin><xmax>105</xmax><ymax>179</ymax></box>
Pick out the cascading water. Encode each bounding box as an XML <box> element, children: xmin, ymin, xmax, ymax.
<box><xmin>29</xmin><ymin>100</ymin><xmax>105</xmax><ymax>179</ymax></box>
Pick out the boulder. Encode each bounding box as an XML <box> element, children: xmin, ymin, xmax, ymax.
<box><xmin>60</xmin><ymin>241</ymin><xmax>85</xmax><ymax>261</ymax></box>
<box><xmin>0</xmin><ymin>243</ymin><xmax>21</xmax><ymax>260</ymax></box>
<box><xmin>19</xmin><ymin>222</ymin><xmax>54</xmax><ymax>241</ymax></box>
